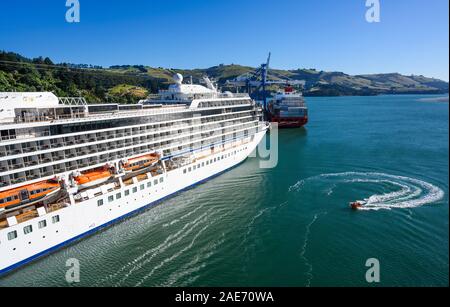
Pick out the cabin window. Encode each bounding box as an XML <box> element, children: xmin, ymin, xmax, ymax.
<box><xmin>183</xmin><ymin>169</ymin><xmax>187</xmax><ymax>174</ymax></box>
<box><xmin>154</xmin><ymin>179</ymin><xmax>158</xmax><ymax>185</ymax></box>
<box><xmin>23</xmin><ymin>225</ymin><xmax>33</xmax><ymax>235</ymax></box>
<box><xmin>108</xmin><ymin>196</ymin><xmax>114</xmax><ymax>203</ymax></box>
<box><xmin>125</xmin><ymin>190</ymin><xmax>130</xmax><ymax>196</ymax></box>
<box><xmin>38</xmin><ymin>220</ymin><xmax>47</xmax><ymax>229</ymax></box>
<box><xmin>147</xmin><ymin>182</ymin><xmax>152</xmax><ymax>188</ymax></box>
<box><xmin>197</xmin><ymin>164</ymin><xmax>200</xmax><ymax>169</ymax></box>
<box><xmin>133</xmin><ymin>187</ymin><xmax>138</xmax><ymax>193</ymax></box>
<box><xmin>193</xmin><ymin>165</ymin><xmax>196</xmax><ymax>170</ymax></box>
<box><xmin>188</xmin><ymin>167</ymin><xmax>192</xmax><ymax>172</ymax></box>
<box><xmin>8</xmin><ymin>231</ymin><xmax>17</xmax><ymax>241</ymax></box>
<box><xmin>202</xmin><ymin>162</ymin><xmax>205</xmax><ymax>167</ymax></box>
<box><xmin>159</xmin><ymin>178</ymin><xmax>164</xmax><ymax>183</ymax></box>
<box><xmin>140</xmin><ymin>184</ymin><xmax>145</xmax><ymax>190</ymax></box>
<box><xmin>97</xmin><ymin>199</ymin><xmax>104</xmax><ymax>207</ymax></box>
<box><xmin>116</xmin><ymin>193</ymin><xmax>122</xmax><ymax>200</ymax></box>
<box><xmin>52</xmin><ymin>215</ymin><xmax>60</xmax><ymax>224</ymax></box>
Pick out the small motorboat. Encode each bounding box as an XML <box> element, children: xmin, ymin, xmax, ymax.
<box><xmin>349</xmin><ymin>201</ymin><xmax>367</xmax><ymax>210</ymax></box>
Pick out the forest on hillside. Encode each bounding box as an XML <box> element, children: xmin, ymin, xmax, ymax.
<box><xmin>0</xmin><ymin>51</ymin><xmax>164</xmax><ymax>103</ymax></box>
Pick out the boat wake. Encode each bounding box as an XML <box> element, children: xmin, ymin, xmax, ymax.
<box><xmin>290</xmin><ymin>172</ymin><xmax>444</xmax><ymax>211</ymax></box>
<box><xmin>300</xmin><ymin>212</ymin><xmax>326</xmax><ymax>287</ymax></box>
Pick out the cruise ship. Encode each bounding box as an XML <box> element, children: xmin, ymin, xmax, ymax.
<box><xmin>0</xmin><ymin>74</ymin><xmax>269</xmax><ymax>275</ymax></box>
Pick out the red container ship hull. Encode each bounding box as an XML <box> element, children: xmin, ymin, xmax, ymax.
<box><xmin>270</xmin><ymin>116</ymin><xmax>308</xmax><ymax>128</ymax></box>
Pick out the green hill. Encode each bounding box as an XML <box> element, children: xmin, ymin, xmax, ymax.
<box><xmin>0</xmin><ymin>51</ymin><xmax>447</xmax><ymax>103</ymax></box>
<box><xmin>107</xmin><ymin>84</ymin><xmax>149</xmax><ymax>103</ymax></box>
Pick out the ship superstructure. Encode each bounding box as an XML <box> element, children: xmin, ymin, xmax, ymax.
<box><xmin>0</xmin><ymin>74</ymin><xmax>268</xmax><ymax>274</ymax></box>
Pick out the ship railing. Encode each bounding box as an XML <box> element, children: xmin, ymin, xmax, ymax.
<box><xmin>13</xmin><ymin>112</ymin><xmax>87</xmax><ymax>124</ymax></box>
<box><xmin>59</xmin><ymin>97</ymin><xmax>87</xmax><ymax>106</ymax></box>
<box><xmin>144</xmin><ymin>94</ymin><xmax>190</xmax><ymax>102</ymax></box>
<box><xmin>216</xmin><ymin>93</ymin><xmax>250</xmax><ymax>98</ymax></box>
<box><xmin>145</xmin><ymin>92</ymin><xmax>249</xmax><ymax>101</ymax></box>
<box><xmin>80</xmin><ymin>106</ymin><xmax>189</xmax><ymax>122</ymax></box>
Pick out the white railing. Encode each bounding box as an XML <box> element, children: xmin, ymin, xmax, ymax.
<box><xmin>59</xmin><ymin>97</ymin><xmax>87</xmax><ymax>105</ymax></box>
<box><xmin>145</xmin><ymin>92</ymin><xmax>249</xmax><ymax>102</ymax></box>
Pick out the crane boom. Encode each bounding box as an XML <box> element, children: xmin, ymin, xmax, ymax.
<box><xmin>226</xmin><ymin>53</ymin><xmax>306</xmax><ymax>119</ymax></box>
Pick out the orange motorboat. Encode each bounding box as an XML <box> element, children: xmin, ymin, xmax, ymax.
<box><xmin>349</xmin><ymin>201</ymin><xmax>367</xmax><ymax>210</ymax></box>
<box><xmin>0</xmin><ymin>179</ymin><xmax>61</xmax><ymax>210</ymax></box>
<box><xmin>74</xmin><ymin>166</ymin><xmax>113</xmax><ymax>189</ymax></box>
<box><xmin>123</xmin><ymin>153</ymin><xmax>160</xmax><ymax>173</ymax></box>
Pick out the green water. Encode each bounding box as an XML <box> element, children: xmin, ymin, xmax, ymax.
<box><xmin>1</xmin><ymin>95</ymin><xmax>448</xmax><ymax>287</ymax></box>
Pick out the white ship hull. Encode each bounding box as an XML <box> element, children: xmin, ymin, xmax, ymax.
<box><xmin>0</xmin><ymin>131</ymin><xmax>265</xmax><ymax>275</ymax></box>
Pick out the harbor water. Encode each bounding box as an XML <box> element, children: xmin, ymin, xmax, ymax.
<box><xmin>1</xmin><ymin>94</ymin><xmax>448</xmax><ymax>287</ymax></box>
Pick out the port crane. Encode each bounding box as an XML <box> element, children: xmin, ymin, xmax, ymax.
<box><xmin>226</xmin><ymin>53</ymin><xmax>305</xmax><ymax>113</ymax></box>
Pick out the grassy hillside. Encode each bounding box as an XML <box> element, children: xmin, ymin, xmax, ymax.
<box><xmin>107</xmin><ymin>84</ymin><xmax>149</xmax><ymax>103</ymax></box>
<box><xmin>0</xmin><ymin>51</ymin><xmax>447</xmax><ymax>103</ymax></box>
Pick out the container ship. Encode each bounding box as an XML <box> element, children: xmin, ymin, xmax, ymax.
<box><xmin>267</xmin><ymin>85</ymin><xmax>308</xmax><ymax>128</ymax></box>
<box><xmin>0</xmin><ymin>74</ymin><xmax>269</xmax><ymax>275</ymax></box>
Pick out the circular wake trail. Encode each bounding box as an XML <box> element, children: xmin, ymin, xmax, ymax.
<box><xmin>290</xmin><ymin>172</ymin><xmax>444</xmax><ymax>211</ymax></box>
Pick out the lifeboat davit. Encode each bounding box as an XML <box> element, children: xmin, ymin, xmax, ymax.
<box><xmin>350</xmin><ymin>201</ymin><xmax>366</xmax><ymax>210</ymax></box>
<box><xmin>0</xmin><ymin>179</ymin><xmax>61</xmax><ymax>210</ymax></box>
<box><xmin>74</xmin><ymin>166</ymin><xmax>113</xmax><ymax>189</ymax></box>
<box><xmin>123</xmin><ymin>153</ymin><xmax>160</xmax><ymax>173</ymax></box>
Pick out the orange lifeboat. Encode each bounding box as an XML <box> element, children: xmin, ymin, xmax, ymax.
<box><xmin>0</xmin><ymin>179</ymin><xmax>61</xmax><ymax>210</ymax></box>
<box><xmin>74</xmin><ymin>166</ymin><xmax>113</xmax><ymax>189</ymax></box>
<box><xmin>123</xmin><ymin>153</ymin><xmax>160</xmax><ymax>173</ymax></box>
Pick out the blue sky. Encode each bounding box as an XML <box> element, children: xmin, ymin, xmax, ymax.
<box><xmin>1</xmin><ymin>0</ymin><xmax>448</xmax><ymax>80</ymax></box>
